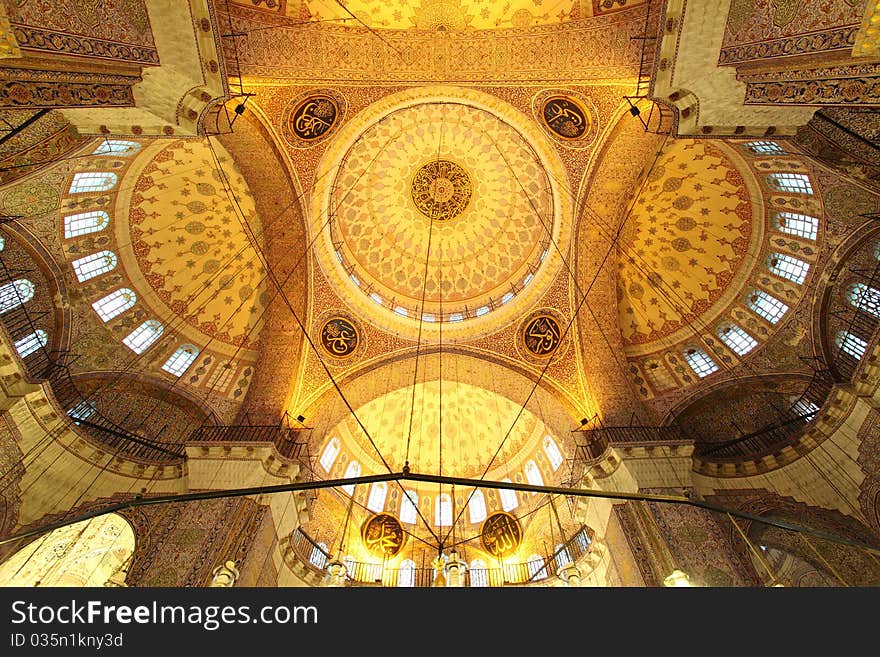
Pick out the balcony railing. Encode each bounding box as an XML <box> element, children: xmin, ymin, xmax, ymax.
<box><xmin>188</xmin><ymin>425</ymin><xmax>308</xmax><ymax>461</ymax></box>
<box><xmin>290</xmin><ymin>524</ymin><xmax>594</xmax><ymax>587</ymax></box>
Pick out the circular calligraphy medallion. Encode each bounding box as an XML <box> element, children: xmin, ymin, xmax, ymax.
<box><xmin>532</xmin><ymin>90</ymin><xmax>597</xmax><ymax>149</ymax></box>
<box><xmin>290</xmin><ymin>95</ymin><xmax>338</xmax><ymax>141</ymax></box>
<box><xmin>410</xmin><ymin>159</ymin><xmax>473</xmax><ymax>221</ymax></box>
<box><xmin>480</xmin><ymin>512</ymin><xmax>523</xmax><ymax>558</ymax></box>
<box><xmin>282</xmin><ymin>89</ymin><xmax>347</xmax><ymax>149</ymax></box>
<box><xmin>541</xmin><ymin>96</ymin><xmax>589</xmax><ymax>140</ymax></box>
<box><xmin>319</xmin><ymin>317</ymin><xmax>359</xmax><ymax>358</ymax></box>
<box><xmin>361</xmin><ymin>513</ymin><xmax>406</xmax><ymax>557</ymax></box>
<box><xmin>522</xmin><ymin>314</ymin><xmax>563</xmax><ymax>358</ymax></box>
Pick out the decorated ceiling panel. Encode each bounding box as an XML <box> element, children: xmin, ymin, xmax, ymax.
<box><xmin>617</xmin><ymin>139</ymin><xmax>757</xmax><ymax>349</ymax></box>
<box><xmin>331</xmin><ymin>380</ymin><xmax>545</xmax><ymax>478</ymax></box>
<box><xmin>118</xmin><ymin>139</ymin><xmax>267</xmax><ymax>352</ymax></box>
<box><xmin>230</xmin><ymin>0</ymin><xmax>646</xmax><ymax>29</ymax></box>
<box><xmin>310</xmin><ymin>86</ymin><xmax>572</xmax><ymax>342</ymax></box>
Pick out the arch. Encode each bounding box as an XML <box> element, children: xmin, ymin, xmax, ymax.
<box><xmin>744</xmin><ymin>140</ymin><xmax>786</xmax><ymax>156</ymax></box>
<box><xmin>468</xmin><ymin>490</ymin><xmax>487</xmax><ymax>524</ymax></box>
<box><xmin>68</xmin><ymin>171</ymin><xmax>118</xmax><ymax>193</ymax></box>
<box><xmin>747</xmin><ymin>289</ymin><xmax>789</xmax><ymax>324</ymax></box>
<box><xmin>341</xmin><ymin>460</ymin><xmax>360</xmax><ymax>495</ymax></box>
<box><xmin>366</xmin><ymin>481</ymin><xmax>388</xmax><ymax>513</ymax></box>
<box><xmin>767</xmin><ymin>173</ymin><xmax>813</xmax><ymax>195</ymax></box>
<box><xmin>72</xmin><ymin>250</ymin><xmax>118</xmax><ymax>282</ymax></box>
<box><xmin>319</xmin><ymin>437</ymin><xmax>340</xmax><ymax>473</ymax></box>
<box><xmin>92</xmin><ymin>139</ymin><xmax>141</xmax><ymax>156</ymax></box>
<box><xmin>162</xmin><ymin>345</ymin><xmax>199</xmax><ymax>377</ymax></box>
<box><xmin>400</xmin><ymin>490</ymin><xmax>418</xmax><ymax>524</ymax></box>
<box><xmin>300</xmin><ymin>350</ymin><xmax>582</xmax><ymax>482</ymax></box>
<box><xmin>767</xmin><ymin>252</ymin><xmax>810</xmax><ymax>285</ymax></box>
<box><xmin>717</xmin><ymin>323</ymin><xmax>758</xmax><ymax>356</ymax></box>
<box><xmin>435</xmin><ymin>493</ymin><xmax>453</xmax><ymax>526</ymax></box>
<box><xmin>0</xmin><ymin>513</ymin><xmax>135</xmax><ymax>586</ymax></box>
<box><xmin>524</xmin><ymin>460</ymin><xmax>544</xmax><ymax>489</ymax></box>
<box><xmin>122</xmin><ymin>320</ymin><xmax>164</xmax><ymax>354</ymax></box>
<box><xmin>216</xmin><ymin>108</ymin><xmax>309</xmax><ymax>425</ymax></box>
<box><xmin>683</xmin><ymin>347</ymin><xmax>718</xmax><ymax>378</ymax></box>
<box><xmin>92</xmin><ymin>288</ymin><xmax>136</xmax><ymax>322</ymax></box>
<box><xmin>64</xmin><ymin>210</ymin><xmax>110</xmax><ymax>238</ymax></box>
<box><xmin>499</xmin><ymin>479</ymin><xmax>518</xmax><ymax>512</ymax></box>
<box><xmin>0</xmin><ymin>279</ymin><xmax>34</xmax><ymax>313</ymax></box>
<box><xmin>774</xmin><ymin>212</ymin><xmax>818</xmax><ymax>240</ymax></box>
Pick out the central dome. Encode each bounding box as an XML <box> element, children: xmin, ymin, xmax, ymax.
<box><xmin>313</xmin><ymin>88</ymin><xmax>570</xmax><ymax>340</ymax></box>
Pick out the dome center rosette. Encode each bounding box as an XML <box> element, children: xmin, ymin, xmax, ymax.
<box><xmin>310</xmin><ymin>87</ymin><xmax>572</xmax><ymax>341</ymax></box>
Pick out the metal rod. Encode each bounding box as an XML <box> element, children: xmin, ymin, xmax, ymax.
<box><xmin>0</xmin><ymin>109</ymin><xmax>49</xmax><ymax>147</ymax></box>
<box><xmin>3</xmin><ymin>471</ymin><xmax>880</xmax><ymax>556</ymax></box>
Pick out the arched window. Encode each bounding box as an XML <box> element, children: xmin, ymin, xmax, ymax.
<box><xmin>524</xmin><ymin>460</ymin><xmax>544</xmax><ymax>490</ymax></box>
<box><xmin>366</xmin><ymin>482</ymin><xmax>388</xmax><ymax>513</ymax></box>
<box><xmin>69</xmin><ymin>172</ymin><xmax>118</xmax><ymax>194</ymax></box>
<box><xmin>122</xmin><ymin>320</ymin><xmax>163</xmax><ymax>354</ymax></box>
<box><xmin>469</xmin><ymin>559</ymin><xmax>488</xmax><ymax>587</ymax></box>
<box><xmin>0</xmin><ymin>279</ymin><xmax>34</xmax><ymax>313</ymax></box>
<box><xmin>397</xmin><ymin>559</ymin><xmax>416</xmax><ymax>587</ymax></box>
<box><xmin>554</xmin><ymin>543</ymin><xmax>573</xmax><ymax>571</ymax></box>
<box><xmin>67</xmin><ymin>400</ymin><xmax>96</xmax><ymax>422</ymax></box>
<box><xmin>0</xmin><ymin>513</ymin><xmax>135</xmax><ymax>586</ymax></box>
<box><xmin>527</xmin><ymin>554</ymin><xmax>548</xmax><ymax>581</ymax></box>
<box><xmin>836</xmin><ymin>331</ymin><xmax>868</xmax><ymax>360</ymax></box>
<box><xmin>161</xmin><ymin>344</ymin><xmax>199</xmax><ymax>377</ymax></box>
<box><xmin>499</xmin><ymin>479</ymin><xmax>518</xmax><ymax>512</ymax></box>
<box><xmin>435</xmin><ymin>493</ymin><xmax>453</xmax><ymax>526</ymax></box>
<box><xmin>684</xmin><ymin>348</ymin><xmax>719</xmax><ymax>378</ymax></box>
<box><xmin>0</xmin><ymin>234</ymin><xmax>4</xmax><ymax>250</ymax></box>
<box><xmin>745</xmin><ymin>140</ymin><xmax>786</xmax><ymax>155</ymax></box>
<box><xmin>848</xmin><ymin>283</ymin><xmax>880</xmax><ymax>318</ymax></box>
<box><xmin>768</xmin><ymin>253</ymin><xmax>809</xmax><ymax>285</ymax></box>
<box><xmin>747</xmin><ymin>290</ymin><xmax>789</xmax><ymax>324</ymax></box>
<box><xmin>206</xmin><ymin>361</ymin><xmax>236</xmax><ymax>392</ymax></box>
<box><xmin>14</xmin><ymin>329</ymin><xmax>47</xmax><ymax>358</ymax></box>
<box><xmin>92</xmin><ymin>140</ymin><xmax>140</xmax><ymax>156</ymax></box>
<box><xmin>92</xmin><ymin>288</ymin><xmax>135</xmax><ymax>322</ymax></box>
<box><xmin>775</xmin><ymin>212</ymin><xmax>818</xmax><ymax>240</ymax></box>
<box><xmin>309</xmin><ymin>542</ymin><xmax>328</xmax><ymax>570</ymax></box>
<box><xmin>468</xmin><ymin>490</ymin><xmax>487</xmax><ymax>524</ymax></box>
<box><xmin>64</xmin><ymin>211</ymin><xmax>109</xmax><ymax>238</ymax></box>
<box><xmin>543</xmin><ymin>435</ymin><xmax>564</xmax><ymax>471</ymax></box>
<box><xmin>400</xmin><ymin>490</ymin><xmax>418</xmax><ymax>524</ymax></box>
<box><xmin>72</xmin><ymin>250</ymin><xmax>117</xmax><ymax>282</ymax></box>
<box><xmin>767</xmin><ymin>173</ymin><xmax>813</xmax><ymax>195</ymax></box>
<box><xmin>341</xmin><ymin>460</ymin><xmax>360</xmax><ymax>495</ymax></box>
<box><xmin>319</xmin><ymin>437</ymin><xmax>340</xmax><ymax>473</ymax></box>
<box><xmin>718</xmin><ymin>324</ymin><xmax>758</xmax><ymax>356</ymax></box>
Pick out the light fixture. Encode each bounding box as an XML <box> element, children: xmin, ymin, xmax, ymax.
<box><xmin>210</xmin><ymin>560</ymin><xmax>240</xmax><ymax>587</ymax></box>
<box><xmin>663</xmin><ymin>569</ymin><xmax>692</xmax><ymax>587</ymax></box>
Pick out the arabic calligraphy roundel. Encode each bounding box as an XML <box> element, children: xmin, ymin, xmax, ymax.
<box><xmin>481</xmin><ymin>512</ymin><xmax>523</xmax><ymax>558</ymax></box>
<box><xmin>517</xmin><ymin>307</ymin><xmax>569</xmax><ymax>364</ymax></box>
<box><xmin>532</xmin><ymin>89</ymin><xmax>597</xmax><ymax>149</ymax></box>
<box><xmin>320</xmin><ymin>317</ymin><xmax>359</xmax><ymax>358</ymax></box>
<box><xmin>362</xmin><ymin>513</ymin><xmax>406</xmax><ymax>557</ymax></box>
<box><xmin>315</xmin><ymin>310</ymin><xmax>365</xmax><ymax>365</ymax></box>
<box><xmin>282</xmin><ymin>88</ymin><xmax>347</xmax><ymax>149</ymax></box>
